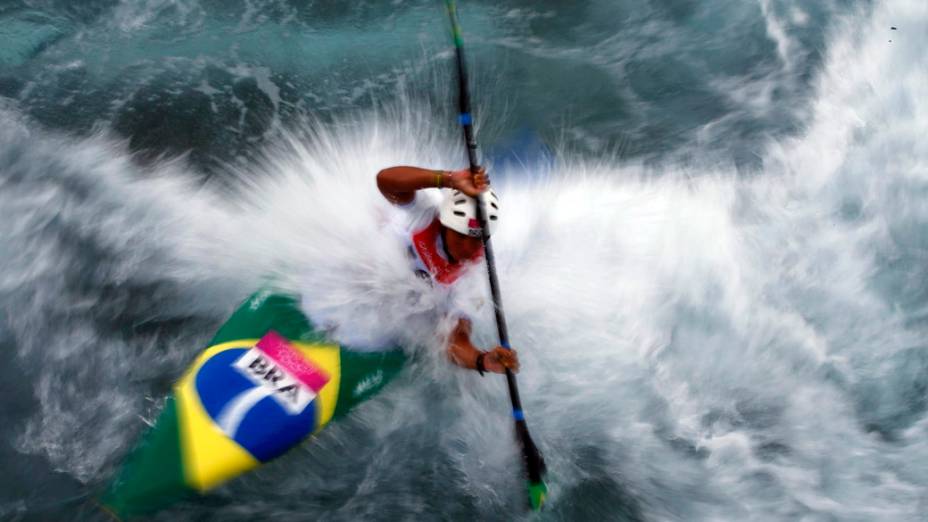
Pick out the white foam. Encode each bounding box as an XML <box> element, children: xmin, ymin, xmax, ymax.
<box><xmin>2</xmin><ymin>0</ymin><xmax>926</xmax><ymax>517</ymax></box>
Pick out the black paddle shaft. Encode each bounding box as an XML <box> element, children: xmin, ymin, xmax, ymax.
<box><xmin>445</xmin><ymin>0</ymin><xmax>546</xmax><ymax>486</ymax></box>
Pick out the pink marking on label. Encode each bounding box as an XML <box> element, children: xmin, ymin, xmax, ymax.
<box><xmin>468</xmin><ymin>218</ymin><xmax>479</xmax><ymax>228</ymax></box>
<box><xmin>256</xmin><ymin>331</ymin><xmax>330</xmax><ymax>392</ymax></box>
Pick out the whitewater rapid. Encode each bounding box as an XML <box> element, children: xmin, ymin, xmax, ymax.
<box><xmin>1</xmin><ymin>0</ymin><xmax>926</xmax><ymax>520</ymax></box>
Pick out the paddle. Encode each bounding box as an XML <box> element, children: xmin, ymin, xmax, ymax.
<box><xmin>442</xmin><ymin>0</ymin><xmax>548</xmax><ymax>510</ymax></box>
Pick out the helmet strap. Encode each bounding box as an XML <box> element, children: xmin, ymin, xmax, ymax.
<box><xmin>439</xmin><ymin>225</ymin><xmax>458</xmax><ymax>264</ymax></box>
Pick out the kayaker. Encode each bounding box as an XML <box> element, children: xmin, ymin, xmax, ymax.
<box><xmin>377</xmin><ymin>165</ymin><xmax>519</xmax><ymax>376</ymax></box>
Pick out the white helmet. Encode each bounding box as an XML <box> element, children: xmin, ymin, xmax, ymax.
<box><xmin>439</xmin><ymin>189</ymin><xmax>500</xmax><ymax>237</ymax></box>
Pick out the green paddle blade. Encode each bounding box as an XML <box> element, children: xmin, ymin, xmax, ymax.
<box><xmin>515</xmin><ymin>418</ymin><xmax>547</xmax><ymax>510</ymax></box>
<box><xmin>528</xmin><ymin>479</ymin><xmax>548</xmax><ymax>511</ymax></box>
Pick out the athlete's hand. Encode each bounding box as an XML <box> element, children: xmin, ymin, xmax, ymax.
<box><xmin>485</xmin><ymin>346</ymin><xmax>519</xmax><ymax>374</ymax></box>
<box><xmin>448</xmin><ymin>166</ymin><xmax>489</xmax><ymax>197</ymax></box>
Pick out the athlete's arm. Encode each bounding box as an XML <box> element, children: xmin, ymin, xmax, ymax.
<box><xmin>447</xmin><ymin>317</ymin><xmax>519</xmax><ymax>374</ymax></box>
<box><xmin>376</xmin><ymin>165</ymin><xmax>489</xmax><ymax>205</ymax></box>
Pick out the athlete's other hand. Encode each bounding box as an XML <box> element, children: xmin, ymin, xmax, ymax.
<box><xmin>448</xmin><ymin>166</ymin><xmax>489</xmax><ymax>197</ymax></box>
<box><xmin>485</xmin><ymin>346</ymin><xmax>519</xmax><ymax>374</ymax></box>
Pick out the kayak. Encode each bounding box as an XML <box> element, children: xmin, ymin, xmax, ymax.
<box><xmin>101</xmin><ymin>290</ymin><xmax>405</xmax><ymax>519</ymax></box>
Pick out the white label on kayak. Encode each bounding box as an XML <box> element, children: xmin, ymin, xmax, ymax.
<box><xmin>352</xmin><ymin>370</ymin><xmax>383</xmax><ymax>398</ymax></box>
<box><xmin>233</xmin><ymin>348</ymin><xmax>315</xmax><ymax>415</ymax></box>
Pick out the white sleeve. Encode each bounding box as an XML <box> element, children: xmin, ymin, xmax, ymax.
<box><xmin>394</xmin><ymin>191</ymin><xmax>441</xmax><ymax>234</ymax></box>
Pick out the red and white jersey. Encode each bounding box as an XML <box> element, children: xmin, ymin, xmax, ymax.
<box><xmin>389</xmin><ymin>191</ymin><xmax>489</xmax><ymax>320</ymax></box>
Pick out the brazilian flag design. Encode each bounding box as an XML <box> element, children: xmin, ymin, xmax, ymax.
<box><xmin>101</xmin><ymin>291</ymin><xmax>405</xmax><ymax>519</ymax></box>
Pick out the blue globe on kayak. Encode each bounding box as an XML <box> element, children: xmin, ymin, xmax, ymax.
<box><xmin>194</xmin><ymin>347</ymin><xmax>318</xmax><ymax>463</ymax></box>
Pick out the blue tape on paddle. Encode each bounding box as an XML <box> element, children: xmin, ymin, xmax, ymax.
<box><xmin>513</xmin><ymin>409</ymin><xmax>525</xmax><ymax>421</ymax></box>
<box><xmin>458</xmin><ymin>112</ymin><xmax>472</xmax><ymax>125</ymax></box>
<box><xmin>501</xmin><ymin>341</ymin><xmax>511</xmax><ymax>350</ymax></box>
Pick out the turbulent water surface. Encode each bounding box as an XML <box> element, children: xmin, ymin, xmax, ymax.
<box><xmin>2</xmin><ymin>0</ymin><xmax>927</xmax><ymax>520</ymax></box>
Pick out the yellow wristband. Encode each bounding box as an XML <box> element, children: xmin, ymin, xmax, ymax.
<box><xmin>435</xmin><ymin>170</ymin><xmax>444</xmax><ymax>188</ymax></box>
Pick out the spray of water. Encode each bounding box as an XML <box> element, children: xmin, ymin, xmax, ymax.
<box><xmin>1</xmin><ymin>0</ymin><xmax>926</xmax><ymax>520</ymax></box>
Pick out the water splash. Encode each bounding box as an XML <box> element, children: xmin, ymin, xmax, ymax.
<box><xmin>1</xmin><ymin>0</ymin><xmax>926</xmax><ymax>520</ymax></box>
